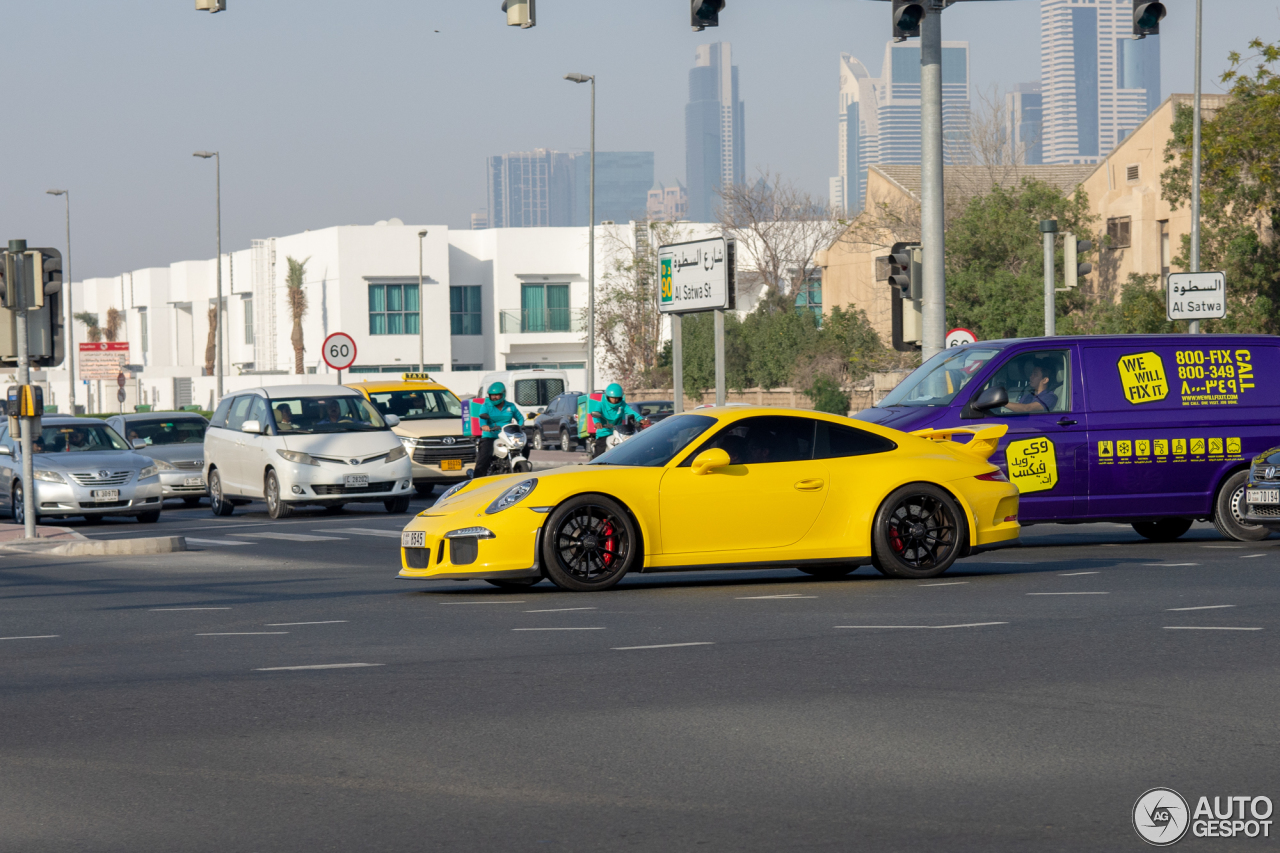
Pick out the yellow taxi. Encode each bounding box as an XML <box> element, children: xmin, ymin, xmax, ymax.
<box><xmin>396</xmin><ymin>407</ymin><xmax>1020</xmax><ymax>591</ymax></box>
<box><xmin>345</xmin><ymin>374</ymin><xmax>475</xmax><ymax>496</ymax></box>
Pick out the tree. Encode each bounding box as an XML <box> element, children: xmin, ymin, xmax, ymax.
<box><xmin>74</xmin><ymin>312</ymin><xmax>101</xmax><ymax>343</ymax></box>
<box><xmin>1162</xmin><ymin>38</ymin><xmax>1280</xmax><ymax>333</ymax></box>
<box><xmin>103</xmin><ymin>307</ymin><xmax>122</xmax><ymax>342</ymax></box>
<box><xmin>204</xmin><ymin>306</ymin><xmax>218</xmax><ymax>376</ymax></box>
<box><xmin>286</xmin><ymin>256</ymin><xmax>310</xmax><ymax>374</ymax></box>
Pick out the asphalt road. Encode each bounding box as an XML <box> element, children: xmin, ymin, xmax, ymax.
<box><xmin>2</xmin><ymin>485</ymin><xmax>1278</xmax><ymax>851</ymax></box>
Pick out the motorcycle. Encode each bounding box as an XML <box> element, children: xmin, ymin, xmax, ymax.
<box><xmin>605</xmin><ymin>415</ymin><xmax>640</xmax><ymax>452</ymax></box>
<box><xmin>490</xmin><ymin>424</ymin><xmax>533</xmax><ymax>475</ymax></box>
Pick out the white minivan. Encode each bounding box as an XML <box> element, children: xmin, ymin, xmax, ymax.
<box><xmin>477</xmin><ymin>369</ymin><xmax>571</xmax><ymax>418</ymax></box>
<box><xmin>204</xmin><ymin>385</ymin><xmax>414</xmax><ymax>519</ymax></box>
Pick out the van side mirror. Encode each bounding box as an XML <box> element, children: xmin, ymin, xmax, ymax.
<box><xmin>241</xmin><ymin>419</ymin><xmax>263</xmax><ymax>434</ymax></box>
<box><xmin>0</xmin><ymin>446</ymin><xmax>11</xmax><ymax>457</ymax></box>
<box><xmin>971</xmin><ymin>386</ymin><xmax>1009</xmax><ymax>412</ymax></box>
<box><xmin>132</xmin><ymin>439</ymin><xmax>147</xmax><ymax>449</ymax></box>
<box><xmin>691</xmin><ymin>448</ymin><xmax>731</xmax><ymax>475</ymax></box>
<box><xmin>384</xmin><ymin>414</ymin><xmax>401</xmax><ymax>427</ymax></box>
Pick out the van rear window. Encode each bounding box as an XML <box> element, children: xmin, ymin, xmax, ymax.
<box><xmin>1084</xmin><ymin>344</ymin><xmax>1278</xmax><ymax>411</ymax></box>
<box><xmin>514</xmin><ymin>378</ymin><xmax>565</xmax><ymax>407</ymax></box>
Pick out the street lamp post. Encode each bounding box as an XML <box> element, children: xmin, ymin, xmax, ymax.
<box><xmin>565</xmin><ymin>72</ymin><xmax>596</xmax><ymax>393</ymax></box>
<box><xmin>193</xmin><ymin>151</ymin><xmax>223</xmax><ymax>401</ymax></box>
<box><xmin>1189</xmin><ymin>0</ymin><xmax>1204</xmax><ymax>334</ymax></box>
<box><xmin>46</xmin><ymin>189</ymin><xmax>74</xmax><ymax>413</ymax></box>
<box><xmin>418</xmin><ymin>230</ymin><xmax>428</xmax><ymax>372</ymax></box>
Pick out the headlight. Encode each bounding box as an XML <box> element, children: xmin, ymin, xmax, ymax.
<box><xmin>399</xmin><ymin>437</ymin><xmax>415</xmax><ymax>450</ymax></box>
<box><xmin>277</xmin><ymin>450</ymin><xmax>318</xmax><ymax>466</ymax></box>
<box><xmin>151</xmin><ymin>458</ymin><xmax>177</xmax><ymax>470</ymax></box>
<box><xmin>485</xmin><ymin>478</ymin><xmax>537</xmax><ymax>515</ymax></box>
<box><xmin>437</xmin><ymin>480</ymin><xmax>470</xmax><ymax>503</ymax></box>
<box><xmin>139</xmin><ymin>465</ymin><xmax>159</xmax><ymax>480</ymax></box>
<box><xmin>33</xmin><ymin>470</ymin><xmax>66</xmax><ymax>483</ymax></box>
<box><xmin>387</xmin><ymin>445</ymin><xmax>408</xmax><ymax>463</ymax></box>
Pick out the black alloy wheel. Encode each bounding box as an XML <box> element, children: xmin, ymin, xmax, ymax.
<box><xmin>1132</xmin><ymin>518</ymin><xmax>1194</xmax><ymax>542</ymax></box>
<box><xmin>872</xmin><ymin>484</ymin><xmax>967</xmax><ymax>579</ymax></box>
<box><xmin>209</xmin><ymin>469</ymin><xmax>234</xmax><ymax>517</ymax></box>
<box><xmin>541</xmin><ymin>495</ymin><xmax>638</xmax><ymax>591</ymax></box>
<box><xmin>1213</xmin><ymin>469</ymin><xmax>1270</xmax><ymax>542</ymax></box>
<box><xmin>265</xmin><ymin>470</ymin><xmax>293</xmax><ymax>519</ymax></box>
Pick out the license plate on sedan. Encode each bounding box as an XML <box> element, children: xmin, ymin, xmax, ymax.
<box><xmin>91</xmin><ymin>489</ymin><xmax>120</xmax><ymax>502</ymax></box>
<box><xmin>184</xmin><ymin>477</ymin><xmax>205</xmax><ymax>487</ymax></box>
<box><xmin>401</xmin><ymin>531</ymin><xmax>425</xmax><ymax>548</ymax></box>
<box><xmin>1247</xmin><ymin>489</ymin><xmax>1280</xmax><ymax>505</ymax></box>
<box><xmin>440</xmin><ymin>459</ymin><xmax>462</xmax><ymax>471</ymax></box>
<box><xmin>344</xmin><ymin>474</ymin><xmax>370</xmax><ymax>488</ymax></box>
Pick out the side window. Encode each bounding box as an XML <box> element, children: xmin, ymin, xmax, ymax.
<box><xmin>210</xmin><ymin>395</ymin><xmax>233</xmax><ymax>428</ymax></box>
<box><xmin>977</xmin><ymin>350</ymin><xmax>1071</xmax><ymax>415</ymax></box>
<box><xmin>225</xmin><ymin>396</ymin><xmax>253</xmax><ymax>431</ymax></box>
<box><xmin>684</xmin><ymin>416</ymin><xmax>816</xmax><ymax>466</ymax></box>
<box><xmin>815</xmin><ymin>421</ymin><xmax>897</xmax><ymax>458</ymax></box>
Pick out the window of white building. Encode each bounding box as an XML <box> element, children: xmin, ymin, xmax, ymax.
<box><xmin>368</xmin><ymin>283</ymin><xmax>420</xmax><ymax>335</ymax></box>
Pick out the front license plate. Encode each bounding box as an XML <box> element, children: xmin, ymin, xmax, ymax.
<box><xmin>91</xmin><ymin>489</ymin><xmax>120</xmax><ymax>502</ymax></box>
<box><xmin>1247</xmin><ymin>489</ymin><xmax>1280</xmax><ymax>505</ymax></box>
<box><xmin>184</xmin><ymin>477</ymin><xmax>205</xmax><ymax>487</ymax></box>
<box><xmin>344</xmin><ymin>474</ymin><xmax>370</xmax><ymax>488</ymax></box>
<box><xmin>401</xmin><ymin>531</ymin><xmax>425</xmax><ymax>548</ymax></box>
<box><xmin>440</xmin><ymin>459</ymin><xmax>462</xmax><ymax>471</ymax></box>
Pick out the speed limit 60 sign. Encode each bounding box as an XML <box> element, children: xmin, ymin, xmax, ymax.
<box><xmin>322</xmin><ymin>332</ymin><xmax>357</xmax><ymax>372</ymax></box>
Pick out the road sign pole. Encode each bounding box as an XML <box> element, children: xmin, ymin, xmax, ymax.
<box><xmin>1041</xmin><ymin>220</ymin><xmax>1058</xmax><ymax>336</ymax></box>
<box><xmin>714</xmin><ymin>308</ymin><xmax>726</xmax><ymax>408</ymax></box>
<box><xmin>919</xmin><ymin>5</ymin><xmax>946</xmax><ymax>361</ymax></box>
<box><xmin>1189</xmin><ymin>0</ymin><xmax>1204</xmax><ymax>334</ymax></box>
<box><xmin>671</xmin><ymin>313</ymin><xmax>683</xmax><ymax>414</ymax></box>
<box><xmin>9</xmin><ymin>240</ymin><xmax>37</xmax><ymax>539</ymax></box>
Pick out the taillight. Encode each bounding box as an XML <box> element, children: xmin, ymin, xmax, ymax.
<box><xmin>976</xmin><ymin>470</ymin><xmax>1008</xmax><ymax>482</ymax></box>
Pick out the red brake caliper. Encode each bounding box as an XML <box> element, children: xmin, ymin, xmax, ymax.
<box><xmin>600</xmin><ymin>519</ymin><xmax>616</xmax><ymax>566</ymax></box>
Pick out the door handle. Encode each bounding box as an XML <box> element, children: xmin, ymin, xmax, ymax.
<box><xmin>794</xmin><ymin>479</ymin><xmax>825</xmax><ymax>491</ymax></box>
<box><xmin>1056</xmin><ymin>417</ymin><xmax>1078</xmax><ymax>427</ymax></box>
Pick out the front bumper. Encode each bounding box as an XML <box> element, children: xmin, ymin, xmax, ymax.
<box><xmin>1242</xmin><ymin>480</ymin><xmax>1280</xmax><ymax>527</ymax></box>
<box><xmin>273</xmin><ymin>457</ymin><xmax>415</xmax><ymax>504</ymax></box>
<box><xmin>34</xmin><ymin>477</ymin><xmax>165</xmax><ymax>516</ymax></box>
<box><xmin>159</xmin><ymin>469</ymin><xmax>208</xmax><ymax>498</ymax></box>
<box><xmin>398</xmin><ymin>507</ymin><xmax>546</xmax><ymax>580</ymax></box>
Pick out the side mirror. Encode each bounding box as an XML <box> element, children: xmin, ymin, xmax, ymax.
<box><xmin>132</xmin><ymin>439</ymin><xmax>147</xmax><ymax>449</ymax></box>
<box><xmin>691</xmin><ymin>448</ymin><xmax>732</xmax><ymax>475</ymax></box>
<box><xmin>971</xmin><ymin>386</ymin><xmax>1008</xmax><ymax>412</ymax></box>
<box><xmin>384</xmin><ymin>414</ymin><xmax>401</xmax><ymax>427</ymax></box>
<box><xmin>241</xmin><ymin>419</ymin><xmax>263</xmax><ymax>434</ymax></box>
<box><xmin>0</xmin><ymin>446</ymin><xmax>11</xmax><ymax>457</ymax></box>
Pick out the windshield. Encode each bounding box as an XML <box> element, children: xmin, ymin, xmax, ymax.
<box><xmin>122</xmin><ymin>418</ymin><xmax>207</xmax><ymax>446</ymax></box>
<box><xmin>589</xmin><ymin>414</ymin><xmax>717</xmax><ymax>467</ymax></box>
<box><xmin>269</xmin><ymin>396</ymin><xmax>387</xmax><ymax>434</ymax></box>
<box><xmin>876</xmin><ymin>347</ymin><xmax>1004</xmax><ymax>408</ymax></box>
<box><xmin>36</xmin><ymin>424</ymin><xmax>131</xmax><ymax>453</ymax></box>
<box><xmin>366</xmin><ymin>389</ymin><xmax>462</xmax><ymax>421</ymax></box>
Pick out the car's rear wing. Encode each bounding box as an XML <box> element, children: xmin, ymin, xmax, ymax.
<box><xmin>909</xmin><ymin>424</ymin><xmax>1008</xmax><ymax>462</ymax></box>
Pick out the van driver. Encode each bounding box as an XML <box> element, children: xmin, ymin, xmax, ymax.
<box><xmin>1005</xmin><ymin>359</ymin><xmax>1059</xmax><ymax>413</ymax></box>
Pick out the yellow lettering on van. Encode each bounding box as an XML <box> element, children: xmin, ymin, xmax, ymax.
<box><xmin>1006</xmin><ymin>437</ymin><xmax>1058</xmax><ymax>494</ymax></box>
<box><xmin>1117</xmin><ymin>352</ymin><xmax>1169</xmax><ymax>404</ymax></box>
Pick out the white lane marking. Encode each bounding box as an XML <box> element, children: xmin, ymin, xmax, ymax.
<box><xmin>1203</xmin><ymin>545</ymin><xmax>1244</xmax><ymax>549</ymax></box>
<box><xmin>1145</xmin><ymin>563</ymin><xmax>1200</xmax><ymax>567</ymax></box>
<box><xmin>440</xmin><ymin>601</ymin><xmax>526</xmax><ymax>605</ymax></box>
<box><xmin>512</xmin><ymin>627</ymin><xmax>605</xmax><ymax>631</ymax></box>
<box><xmin>523</xmin><ymin>607</ymin><xmax>597</xmax><ymax>613</ymax></box>
<box><xmin>1167</xmin><ymin>605</ymin><xmax>1236</xmax><ymax>611</ymax></box>
<box><xmin>1242</xmin><ymin>554</ymin><xmax>1268</xmax><ymax>559</ymax></box>
<box><xmin>736</xmin><ymin>594</ymin><xmax>818</xmax><ymax>599</ymax></box>
<box><xmin>230</xmin><ymin>532</ymin><xmax>347</xmax><ymax>542</ymax></box>
<box><xmin>0</xmin><ymin>635</ymin><xmax>59</xmax><ymax>641</ymax></box>
<box><xmin>150</xmin><ymin>607</ymin><xmax>231</xmax><ymax>611</ymax></box>
<box><xmin>612</xmin><ymin>642</ymin><xmax>715</xmax><ymax>650</ymax></box>
<box><xmin>1060</xmin><ymin>571</ymin><xmax>1100</xmax><ymax>576</ymax></box>
<box><xmin>265</xmin><ymin>621</ymin><xmax>348</xmax><ymax>626</ymax></box>
<box><xmin>835</xmin><ymin>623</ymin><xmax>1006</xmax><ymax>630</ymax></box>
<box><xmin>1027</xmin><ymin>592</ymin><xmax>1109</xmax><ymax>595</ymax></box>
<box><xmin>185</xmin><ymin>538</ymin><xmax>251</xmax><ymax>547</ymax></box>
<box><xmin>932</xmin><ymin>622</ymin><xmax>1008</xmax><ymax>629</ymax></box>
<box><xmin>324</xmin><ymin>528</ymin><xmax>404</xmax><ymax>539</ymax></box>
<box><xmin>1163</xmin><ymin>626</ymin><xmax>1262</xmax><ymax>631</ymax></box>
<box><xmin>918</xmin><ymin>582</ymin><xmax>968</xmax><ymax>587</ymax></box>
<box><xmin>197</xmin><ymin>632</ymin><xmax>289</xmax><ymax>636</ymax></box>
<box><xmin>256</xmin><ymin>663</ymin><xmax>384</xmax><ymax>671</ymax></box>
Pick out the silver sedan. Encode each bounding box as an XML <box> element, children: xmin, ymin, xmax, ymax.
<box><xmin>0</xmin><ymin>417</ymin><xmax>164</xmax><ymax>524</ymax></box>
<box><xmin>107</xmin><ymin>413</ymin><xmax>210</xmax><ymax>506</ymax></box>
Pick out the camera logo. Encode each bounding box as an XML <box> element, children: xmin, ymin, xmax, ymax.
<box><xmin>1134</xmin><ymin>788</ymin><xmax>1190</xmax><ymax>846</ymax></box>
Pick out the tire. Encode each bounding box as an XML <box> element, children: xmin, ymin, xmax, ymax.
<box><xmin>384</xmin><ymin>495</ymin><xmax>412</xmax><ymax>514</ymax></box>
<box><xmin>797</xmin><ymin>563</ymin><xmax>860</xmax><ymax>579</ymax></box>
<box><xmin>1213</xmin><ymin>468</ymin><xmax>1270</xmax><ymax>542</ymax></box>
<box><xmin>209</xmin><ymin>469</ymin><xmax>235</xmax><ymax>517</ymax></box>
<box><xmin>137</xmin><ymin>510</ymin><xmax>161</xmax><ymax>524</ymax></box>
<box><xmin>415</xmin><ymin>484</ymin><xmax>435</xmax><ymax>498</ymax></box>
<box><xmin>323</xmin><ymin>503</ymin><xmax>346</xmax><ymax>514</ymax></box>
<box><xmin>265</xmin><ymin>470</ymin><xmax>293</xmax><ymax>519</ymax></box>
<box><xmin>541</xmin><ymin>495</ymin><xmax>640</xmax><ymax>591</ymax></box>
<box><xmin>513</xmin><ymin>459</ymin><xmax>533</xmax><ymax>474</ymax></box>
<box><xmin>532</xmin><ymin>431</ymin><xmax>544</xmax><ymax>451</ymax></box>
<box><xmin>560</xmin><ymin>428</ymin><xmax>574</xmax><ymax>452</ymax></box>
<box><xmin>11</xmin><ymin>482</ymin><xmax>36</xmax><ymax>526</ymax></box>
<box><xmin>871</xmin><ymin>483</ymin><xmax>967</xmax><ymax>580</ymax></box>
<box><xmin>1132</xmin><ymin>518</ymin><xmax>1193</xmax><ymax>542</ymax></box>
<box><xmin>485</xmin><ymin>577</ymin><xmax>542</xmax><ymax>590</ymax></box>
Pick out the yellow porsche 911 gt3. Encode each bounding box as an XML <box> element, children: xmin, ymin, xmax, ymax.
<box><xmin>397</xmin><ymin>407</ymin><xmax>1019</xmax><ymax>591</ymax></box>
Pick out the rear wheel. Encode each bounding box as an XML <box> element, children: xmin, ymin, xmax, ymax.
<box><xmin>485</xmin><ymin>577</ymin><xmax>541</xmax><ymax>590</ymax></box>
<box><xmin>532</xmin><ymin>431</ymin><xmax>544</xmax><ymax>451</ymax></box>
<box><xmin>384</xmin><ymin>495</ymin><xmax>411</xmax><ymax>514</ymax></box>
<box><xmin>1132</xmin><ymin>518</ymin><xmax>1193</xmax><ymax>542</ymax></box>
<box><xmin>560</xmin><ymin>428</ymin><xmax>574</xmax><ymax>452</ymax></box>
<box><xmin>872</xmin><ymin>484</ymin><xmax>966</xmax><ymax>580</ymax></box>
<box><xmin>209</xmin><ymin>469</ymin><xmax>234</xmax><ymax>517</ymax></box>
<box><xmin>1213</xmin><ymin>469</ymin><xmax>1270</xmax><ymax>542</ymax></box>
<box><xmin>541</xmin><ymin>495</ymin><xmax>639</xmax><ymax>591</ymax></box>
<box><xmin>265</xmin><ymin>470</ymin><xmax>293</xmax><ymax>519</ymax></box>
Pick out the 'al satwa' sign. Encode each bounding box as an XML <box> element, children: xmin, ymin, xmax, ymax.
<box><xmin>658</xmin><ymin>237</ymin><xmax>735</xmax><ymax>314</ymax></box>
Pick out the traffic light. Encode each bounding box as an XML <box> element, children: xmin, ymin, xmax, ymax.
<box><xmin>1132</xmin><ymin>1</ymin><xmax>1165</xmax><ymax>37</ymax></box>
<box><xmin>886</xmin><ymin>242</ymin><xmax>922</xmax><ymax>352</ymax></box>
<box><xmin>887</xmin><ymin>243</ymin><xmax>912</xmax><ymax>299</ymax></box>
<box><xmin>502</xmin><ymin>0</ymin><xmax>536</xmax><ymax>28</ymax></box>
<box><xmin>0</xmin><ymin>247</ymin><xmax>64</xmax><ymax>367</ymax></box>
<box><xmin>892</xmin><ymin>0</ymin><xmax>924</xmax><ymax>41</ymax></box>
<box><xmin>195</xmin><ymin>0</ymin><xmax>226</xmax><ymax>12</ymax></box>
<box><xmin>1064</xmin><ymin>234</ymin><xmax>1093</xmax><ymax>290</ymax></box>
<box><xmin>691</xmin><ymin>1</ymin><xmax>725</xmax><ymax>31</ymax></box>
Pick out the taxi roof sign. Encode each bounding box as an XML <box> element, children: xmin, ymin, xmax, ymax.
<box><xmin>402</xmin><ymin>372</ymin><xmax>434</xmax><ymax>382</ymax></box>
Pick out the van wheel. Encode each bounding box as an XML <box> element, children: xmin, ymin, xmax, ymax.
<box><xmin>1132</xmin><ymin>518</ymin><xmax>1193</xmax><ymax>542</ymax></box>
<box><xmin>1213</xmin><ymin>469</ymin><xmax>1270</xmax><ymax>542</ymax></box>
<box><xmin>209</xmin><ymin>470</ymin><xmax>234</xmax><ymax>517</ymax></box>
<box><xmin>265</xmin><ymin>470</ymin><xmax>293</xmax><ymax>519</ymax></box>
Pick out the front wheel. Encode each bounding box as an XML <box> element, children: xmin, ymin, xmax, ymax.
<box><xmin>541</xmin><ymin>495</ymin><xmax>640</xmax><ymax>591</ymax></box>
<box><xmin>1213</xmin><ymin>469</ymin><xmax>1270</xmax><ymax>542</ymax></box>
<box><xmin>871</xmin><ymin>484</ymin><xmax>967</xmax><ymax>580</ymax></box>
<box><xmin>384</xmin><ymin>495</ymin><xmax>411</xmax><ymax>514</ymax></box>
<box><xmin>209</xmin><ymin>469</ymin><xmax>235</xmax><ymax>517</ymax></box>
<box><xmin>265</xmin><ymin>470</ymin><xmax>293</xmax><ymax>519</ymax></box>
<box><xmin>11</xmin><ymin>482</ymin><xmax>35</xmax><ymax>526</ymax></box>
<box><xmin>1132</xmin><ymin>518</ymin><xmax>1193</xmax><ymax>542</ymax></box>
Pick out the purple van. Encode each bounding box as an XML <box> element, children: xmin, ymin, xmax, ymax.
<box><xmin>855</xmin><ymin>335</ymin><xmax>1278</xmax><ymax>542</ymax></box>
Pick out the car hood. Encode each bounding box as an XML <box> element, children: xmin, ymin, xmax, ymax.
<box><xmin>137</xmin><ymin>444</ymin><xmax>205</xmax><ymax>463</ymax></box>
<box><xmin>33</xmin><ymin>450</ymin><xmax>152</xmax><ymax>471</ymax></box>
<box><xmin>393</xmin><ymin>419</ymin><xmax>470</xmax><ymax>439</ymax></box>
<box><xmin>280</xmin><ymin>431</ymin><xmax>400</xmax><ymax>457</ymax></box>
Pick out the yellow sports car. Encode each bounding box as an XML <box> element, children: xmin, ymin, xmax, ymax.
<box><xmin>397</xmin><ymin>407</ymin><xmax>1019</xmax><ymax>591</ymax></box>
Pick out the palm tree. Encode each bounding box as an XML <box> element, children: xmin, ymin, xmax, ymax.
<box><xmin>74</xmin><ymin>312</ymin><xmax>102</xmax><ymax>342</ymax></box>
<box><xmin>286</xmin><ymin>256</ymin><xmax>310</xmax><ymax>374</ymax></box>
<box><xmin>104</xmin><ymin>307</ymin><xmax>122</xmax><ymax>342</ymax></box>
<box><xmin>204</xmin><ymin>306</ymin><xmax>217</xmax><ymax>376</ymax></box>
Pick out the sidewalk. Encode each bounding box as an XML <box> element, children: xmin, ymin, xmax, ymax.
<box><xmin>0</xmin><ymin>522</ymin><xmax>185</xmax><ymax>557</ymax></box>
<box><xmin>0</xmin><ymin>522</ymin><xmax>87</xmax><ymax>543</ymax></box>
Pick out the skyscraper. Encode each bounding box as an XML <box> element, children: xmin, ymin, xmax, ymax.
<box><xmin>685</xmin><ymin>43</ymin><xmax>745</xmax><ymax>223</ymax></box>
<box><xmin>1040</xmin><ymin>0</ymin><xmax>1161</xmax><ymax>164</ymax></box>
<box><xmin>1006</xmin><ymin>82</ymin><xmax>1045</xmax><ymax>165</ymax></box>
<box><xmin>831</xmin><ymin>53</ymin><xmax>880</xmax><ymax>214</ymax></box>
<box><xmin>486</xmin><ymin>150</ymin><xmax>654</xmax><ymax>228</ymax></box>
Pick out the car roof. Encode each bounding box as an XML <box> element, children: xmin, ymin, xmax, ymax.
<box><xmin>41</xmin><ymin>416</ymin><xmax>119</xmax><ymax>426</ymax></box>
<box><xmin>345</xmin><ymin>379</ymin><xmax>454</xmax><ymax>394</ymax></box>
<box><xmin>111</xmin><ymin>412</ymin><xmax>208</xmax><ymax>422</ymax></box>
<box><xmin>235</xmin><ymin>385</ymin><xmax>361</xmax><ymax>398</ymax></box>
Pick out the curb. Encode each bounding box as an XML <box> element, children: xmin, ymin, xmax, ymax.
<box><xmin>0</xmin><ymin>536</ymin><xmax>187</xmax><ymax>557</ymax></box>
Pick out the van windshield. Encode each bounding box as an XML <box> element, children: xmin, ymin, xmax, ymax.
<box><xmin>876</xmin><ymin>347</ymin><xmax>1004</xmax><ymax>408</ymax></box>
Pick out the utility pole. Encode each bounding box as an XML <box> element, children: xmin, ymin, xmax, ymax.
<box><xmin>193</xmin><ymin>151</ymin><xmax>223</xmax><ymax>400</ymax></box>
<box><xmin>918</xmin><ymin>2</ymin><xmax>946</xmax><ymax>361</ymax></box>
<box><xmin>7</xmin><ymin>240</ymin><xmax>38</xmax><ymax>539</ymax></box>
<box><xmin>565</xmin><ymin>73</ymin><xmax>596</xmax><ymax>392</ymax></box>
<box><xmin>46</xmin><ymin>190</ymin><xmax>74</xmax><ymax>413</ymax></box>
<box><xmin>1189</xmin><ymin>0</ymin><xmax>1203</xmax><ymax>334</ymax></box>
<box><xmin>1041</xmin><ymin>220</ymin><xmax>1058</xmax><ymax>336</ymax></box>
<box><xmin>418</xmin><ymin>230</ymin><xmax>428</xmax><ymax>372</ymax></box>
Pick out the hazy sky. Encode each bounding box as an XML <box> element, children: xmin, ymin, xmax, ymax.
<box><xmin>4</xmin><ymin>0</ymin><xmax>1276</xmax><ymax>280</ymax></box>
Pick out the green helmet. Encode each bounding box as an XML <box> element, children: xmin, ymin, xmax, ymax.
<box><xmin>487</xmin><ymin>382</ymin><xmax>506</xmax><ymax>400</ymax></box>
<box><xmin>605</xmin><ymin>382</ymin><xmax>625</xmax><ymax>403</ymax></box>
